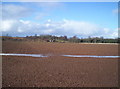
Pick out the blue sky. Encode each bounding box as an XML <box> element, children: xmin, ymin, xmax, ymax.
<box><xmin>2</xmin><ymin>2</ymin><xmax>119</xmax><ymax>38</ymax></box>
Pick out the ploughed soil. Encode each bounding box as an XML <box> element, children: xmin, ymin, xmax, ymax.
<box><xmin>2</xmin><ymin>41</ymin><xmax>119</xmax><ymax>87</ymax></box>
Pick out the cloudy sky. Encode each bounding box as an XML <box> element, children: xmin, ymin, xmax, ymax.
<box><xmin>1</xmin><ymin>2</ymin><xmax>119</xmax><ymax>38</ymax></box>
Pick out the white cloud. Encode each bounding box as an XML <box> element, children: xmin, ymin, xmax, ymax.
<box><xmin>19</xmin><ymin>20</ymin><xmax>30</xmax><ymax>25</ymax></box>
<box><xmin>47</xmin><ymin>19</ymin><xmax>52</xmax><ymax>23</ymax></box>
<box><xmin>103</xmin><ymin>28</ymin><xmax>109</xmax><ymax>34</ymax></box>
<box><xmin>1</xmin><ymin>19</ymin><xmax>118</xmax><ymax>38</ymax></box>
<box><xmin>112</xmin><ymin>8</ymin><xmax>120</xmax><ymax>14</ymax></box>
<box><xmin>18</xmin><ymin>27</ymin><xmax>23</xmax><ymax>33</ymax></box>
<box><xmin>104</xmin><ymin>28</ymin><xmax>118</xmax><ymax>38</ymax></box>
<box><xmin>2</xmin><ymin>4</ymin><xmax>33</xmax><ymax>20</ymax></box>
<box><xmin>61</xmin><ymin>20</ymin><xmax>101</xmax><ymax>36</ymax></box>
<box><xmin>2</xmin><ymin>2</ymin><xmax>64</xmax><ymax>22</ymax></box>
<box><xmin>1</xmin><ymin>20</ymin><xmax>16</xmax><ymax>31</ymax></box>
<box><xmin>111</xmin><ymin>32</ymin><xmax>118</xmax><ymax>38</ymax></box>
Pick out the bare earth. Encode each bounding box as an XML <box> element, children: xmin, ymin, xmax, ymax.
<box><xmin>2</xmin><ymin>41</ymin><xmax>119</xmax><ymax>87</ymax></box>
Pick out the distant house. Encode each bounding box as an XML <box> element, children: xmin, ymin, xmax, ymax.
<box><xmin>49</xmin><ymin>39</ymin><xmax>56</xmax><ymax>42</ymax></box>
<box><xmin>44</xmin><ymin>39</ymin><xmax>56</xmax><ymax>42</ymax></box>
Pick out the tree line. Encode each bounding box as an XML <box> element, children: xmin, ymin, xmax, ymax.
<box><xmin>2</xmin><ymin>35</ymin><xmax>119</xmax><ymax>43</ymax></box>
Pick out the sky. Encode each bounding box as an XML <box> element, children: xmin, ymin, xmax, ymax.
<box><xmin>1</xmin><ymin>2</ymin><xmax>119</xmax><ymax>38</ymax></box>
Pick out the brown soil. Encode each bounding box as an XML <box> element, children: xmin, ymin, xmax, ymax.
<box><xmin>2</xmin><ymin>41</ymin><xmax>119</xmax><ymax>87</ymax></box>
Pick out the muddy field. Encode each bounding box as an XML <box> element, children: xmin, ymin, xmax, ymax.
<box><xmin>2</xmin><ymin>41</ymin><xmax>119</xmax><ymax>87</ymax></box>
